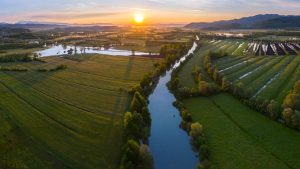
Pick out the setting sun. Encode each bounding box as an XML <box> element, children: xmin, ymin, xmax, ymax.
<box><xmin>134</xmin><ymin>13</ymin><xmax>144</xmax><ymax>23</ymax></box>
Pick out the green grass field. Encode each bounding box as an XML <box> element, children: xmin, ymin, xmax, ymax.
<box><xmin>0</xmin><ymin>54</ymin><xmax>160</xmax><ymax>169</ymax></box>
<box><xmin>177</xmin><ymin>39</ymin><xmax>300</xmax><ymax>169</ymax></box>
<box><xmin>184</xmin><ymin>93</ymin><xmax>300</xmax><ymax>169</ymax></box>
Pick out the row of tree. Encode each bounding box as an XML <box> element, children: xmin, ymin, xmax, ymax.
<box><xmin>282</xmin><ymin>81</ymin><xmax>300</xmax><ymax>129</ymax></box>
<box><xmin>0</xmin><ymin>66</ymin><xmax>28</xmax><ymax>72</ymax></box>
<box><xmin>0</xmin><ymin>53</ymin><xmax>32</xmax><ymax>62</ymax></box>
<box><xmin>121</xmin><ymin>91</ymin><xmax>153</xmax><ymax>169</ymax></box>
<box><xmin>173</xmin><ymin>101</ymin><xmax>212</xmax><ymax>169</ymax></box>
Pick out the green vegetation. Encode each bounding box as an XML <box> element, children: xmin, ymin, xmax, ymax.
<box><xmin>174</xmin><ymin>37</ymin><xmax>300</xmax><ymax>169</ymax></box>
<box><xmin>0</xmin><ymin>54</ymin><xmax>160</xmax><ymax>169</ymax></box>
<box><xmin>120</xmin><ymin>41</ymin><xmax>192</xmax><ymax>169</ymax></box>
<box><xmin>184</xmin><ymin>94</ymin><xmax>300</xmax><ymax>169</ymax></box>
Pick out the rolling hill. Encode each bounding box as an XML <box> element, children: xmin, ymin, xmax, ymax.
<box><xmin>185</xmin><ymin>14</ymin><xmax>300</xmax><ymax>30</ymax></box>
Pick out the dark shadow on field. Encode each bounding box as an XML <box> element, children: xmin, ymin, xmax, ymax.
<box><xmin>123</xmin><ymin>57</ymin><xmax>134</xmax><ymax>80</ymax></box>
<box><xmin>4</xmin><ymin>69</ymin><xmax>62</xmax><ymax>88</ymax></box>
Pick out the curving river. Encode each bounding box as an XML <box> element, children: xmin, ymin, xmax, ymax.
<box><xmin>148</xmin><ymin>37</ymin><xmax>199</xmax><ymax>169</ymax></box>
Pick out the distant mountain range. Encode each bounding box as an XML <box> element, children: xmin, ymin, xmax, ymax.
<box><xmin>0</xmin><ymin>21</ymin><xmax>118</xmax><ymax>31</ymax></box>
<box><xmin>185</xmin><ymin>14</ymin><xmax>300</xmax><ymax>30</ymax></box>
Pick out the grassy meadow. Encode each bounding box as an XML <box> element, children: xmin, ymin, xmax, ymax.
<box><xmin>0</xmin><ymin>54</ymin><xmax>160</xmax><ymax>169</ymax></box>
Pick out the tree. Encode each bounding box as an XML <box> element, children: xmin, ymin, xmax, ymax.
<box><xmin>124</xmin><ymin>112</ymin><xmax>144</xmax><ymax>140</ymax></box>
<box><xmin>138</xmin><ymin>145</ymin><xmax>154</xmax><ymax>169</ymax></box>
<box><xmin>121</xmin><ymin>139</ymin><xmax>140</xmax><ymax>169</ymax></box>
<box><xmin>199</xmin><ymin>144</ymin><xmax>210</xmax><ymax>160</ymax></box>
<box><xmin>282</xmin><ymin>108</ymin><xmax>299</xmax><ymax>128</ymax></box>
<box><xmin>181</xmin><ymin>109</ymin><xmax>192</xmax><ymax>122</ymax></box>
<box><xmin>221</xmin><ymin>77</ymin><xmax>231</xmax><ymax>92</ymax></box>
<box><xmin>130</xmin><ymin>92</ymin><xmax>147</xmax><ymax>113</ymax></box>
<box><xmin>283</xmin><ymin>93</ymin><xmax>300</xmax><ymax>110</ymax></box>
<box><xmin>293</xmin><ymin>80</ymin><xmax>300</xmax><ymax>94</ymax></box>
<box><xmin>189</xmin><ymin>122</ymin><xmax>203</xmax><ymax>140</ymax></box>
<box><xmin>213</xmin><ymin>69</ymin><xmax>220</xmax><ymax>82</ymax></box>
<box><xmin>124</xmin><ymin>112</ymin><xmax>133</xmax><ymax>127</ymax></box>
<box><xmin>267</xmin><ymin>100</ymin><xmax>280</xmax><ymax>120</ymax></box>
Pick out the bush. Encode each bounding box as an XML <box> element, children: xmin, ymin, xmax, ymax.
<box><xmin>199</xmin><ymin>81</ymin><xmax>220</xmax><ymax>96</ymax></box>
<box><xmin>190</xmin><ymin>122</ymin><xmax>203</xmax><ymax>140</ymax></box>
<box><xmin>0</xmin><ymin>53</ymin><xmax>33</xmax><ymax>62</ymax></box>
<box><xmin>37</xmin><ymin>68</ymin><xmax>48</xmax><ymax>72</ymax></box>
<box><xmin>267</xmin><ymin>100</ymin><xmax>280</xmax><ymax>120</ymax></box>
<box><xmin>197</xmin><ymin>160</ymin><xmax>211</xmax><ymax>169</ymax></box>
<box><xmin>283</xmin><ymin>93</ymin><xmax>300</xmax><ymax>110</ymax></box>
<box><xmin>199</xmin><ymin>144</ymin><xmax>210</xmax><ymax>160</ymax></box>
<box><xmin>50</xmin><ymin>64</ymin><xmax>68</xmax><ymax>71</ymax></box>
<box><xmin>138</xmin><ymin>145</ymin><xmax>154</xmax><ymax>169</ymax></box>
<box><xmin>120</xmin><ymin>139</ymin><xmax>140</xmax><ymax>169</ymax></box>
<box><xmin>282</xmin><ymin>108</ymin><xmax>300</xmax><ymax>129</ymax></box>
<box><xmin>0</xmin><ymin>66</ymin><xmax>28</xmax><ymax>72</ymax></box>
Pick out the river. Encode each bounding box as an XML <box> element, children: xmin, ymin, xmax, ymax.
<box><xmin>148</xmin><ymin>37</ymin><xmax>199</xmax><ymax>169</ymax></box>
<box><xmin>35</xmin><ymin>45</ymin><xmax>156</xmax><ymax>57</ymax></box>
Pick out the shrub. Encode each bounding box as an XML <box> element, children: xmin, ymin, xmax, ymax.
<box><xmin>138</xmin><ymin>145</ymin><xmax>154</xmax><ymax>169</ymax></box>
<box><xmin>37</xmin><ymin>68</ymin><xmax>48</xmax><ymax>72</ymax></box>
<box><xmin>199</xmin><ymin>144</ymin><xmax>210</xmax><ymax>160</ymax></box>
<box><xmin>189</xmin><ymin>122</ymin><xmax>203</xmax><ymax>140</ymax></box>
<box><xmin>197</xmin><ymin>160</ymin><xmax>211</xmax><ymax>169</ymax></box>
<box><xmin>0</xmin><ymin>66</ymin><xmax>28</xmax><ymax>72</ymax></box>
<box><xmin>0</xmin><ymin>53</ymin><xmax>33</xmax><ymax>62</ymax></box>
<box><xmin>120</xmin><ymin>139</ymin><xmax>140</xmax><ymax>169</ymax></box>
<box><xmin>267</xmin><ymin>100</ymin><xmax>280</xmax><ymax>120</ymax></box>
<box><xmin>50</xmin><ymin>64</ymin><xmax>68</xmax><ymax>71</ymax></box>
<box><xmin>283</xmin><ymin>93</ymin><xmax>300</xmax><ymax>110</ymax></box>
<box><xmin>282</xmin><ymin>108</ymin><xmax>300</xmax><ymax>129</ymax></box>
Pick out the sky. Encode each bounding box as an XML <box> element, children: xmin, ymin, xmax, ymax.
<box><xmin>0</xmin><ymin>0</ymin><xmax>300</xmax><ymax>24</ymax></box>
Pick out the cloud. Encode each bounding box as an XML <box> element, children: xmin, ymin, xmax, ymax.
<box><xmin>31</xmin><ymin>12</ymin><xmax>126</xmax><ymax>20</ymax></box>
<box><xmin>147</xmin><ymin>0</ymin><xmax>166</xmax><ymax>4</ymax></box>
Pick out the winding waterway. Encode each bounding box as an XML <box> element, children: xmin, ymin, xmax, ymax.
<box><xmin>148</xmin><ymin>37</ymin><xmax>199</xmax><ymax>169</ymax></box>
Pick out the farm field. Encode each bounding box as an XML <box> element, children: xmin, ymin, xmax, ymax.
<box><xmin>184</xmin><ymin>93</ymin><xmax>300</xmax><ymax>169</ymax></box>
<box><xmin>0</xmin><ymin>54</ymin><xmax>160</xmax><ymax>169</ymax></box>
<box><xmin>176</xmin><ymin>37</ymin><xmax>300</xmax><ymax>169</ymax></box>
<box><xmin>214</xmin><ymin>52</ymin><xmax>300</xmax><ymax>104</ymax></box>
<box><xmin>179</xmin><ymin>39</ymin><xmax>300</xmax><ymax>105</ymax></box>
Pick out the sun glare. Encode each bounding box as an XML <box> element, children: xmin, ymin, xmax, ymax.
<box><xmin>134</xmin><ymin>13</ymin><xmax>144</xmax><ymax>23</ymax></box>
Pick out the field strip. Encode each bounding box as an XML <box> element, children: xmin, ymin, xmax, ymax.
<box><xmin>260</xmin><ymin>58</ymin><xmax>300</xmax><ymax>99</ymax></box>
<box><xmin>20</xmin><ymin>64</ymin><xmax>129</xmax><ymax>93</ymax></box>
<box><xmin>222</xmin><ymin>57</ymin><xmax>265</xmax><ymax>76</ymax></box>
<box><xmin>275</xmin><ymin>64</ymin><xmax>300</xmax><ymax>102</ymax></box>
<box><xmin>0</xmin><ymin>80</ymin><xmax>80</xmax><ymax>135</ymax></box>
<box><xmin>2</xmin><ymin>72</ymin><xmax>118</xmax><ymax>117</ymax></box>
<box><xmin>226</xmin><ymin>57</ymin><xmax>269</xmax><ymax>81</ymax></box>
<box><xmin>252</xmin><ymin>70</ymin><xmax>284</xmax><ymax>98</ymax></box>
<box><xmin>239</xmin><ymin>57</ymin><xmax>285</xmax><ymax>85</ymax></box>
<box><xmin>8</xmin><ymin>72</ymin><xmax>125</xmax><ymax>108</ymax></box>
<box><xmin>210</xmin><ymin>98</ymin><xmax>293</xmax><ymax>169</ymax></box>
<box><xmin>13</xmin><ymin>71</ymin><xmax>124</xmax><ymax>97</ymax></box>
<box><xmin>217</xmin><ymin>56</ymin><xmax>253</xmax><ymax>70</ymax></box>
<box><xmin>238</xmin><ymin>65</ymin><xmax>263</xmax><ymax>80</ymax></box>
<box><xmin>251</xmin><ymin>56</ymin><xmax>295</xmax><ymax>97</ymax></box>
